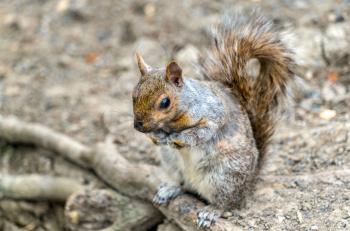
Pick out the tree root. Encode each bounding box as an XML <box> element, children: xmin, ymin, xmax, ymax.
<box><xmin>65</xmin><ymin>188</ymin><xmax>162</xmax><ymax>231</ymax></box>
<box><xmin>0</xmin><ymin>115</ymin><xmax>240</xmax><ymax>231</ymax></box>
<box><xmin>0</xmin><ymin>174</ymin><xmax>84</xmax><ymax>201</ymax></box>
<box><xmin>0</xmin><ymin>115</ymin><xmax>91</xmax><ymax>168</ymax></box>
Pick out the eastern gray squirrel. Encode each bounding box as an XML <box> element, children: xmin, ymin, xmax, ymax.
<box><xmin>132</xmin><ymin>11</ymin><xmax>295</xmax><ymax>228</ymax></box>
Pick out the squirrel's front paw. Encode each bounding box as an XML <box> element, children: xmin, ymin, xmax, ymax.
<box><xmin>148</xmin><ymin>131</ymin><xmax>169</xmax><ymax>145</ymax></box>
<box><xmin>168</xmin><ymin>132</ymin><xmax>193</xmax><ymax>148</ymax></box>
<box><xmin>152</xmin><ymin>184</ymin><xmax>182</xmax><ymax>205</ymax></box>
<box><xmin>197</xmin><ymin>207</ymin><xmax>222</xmax><ymax>229</ymax></box>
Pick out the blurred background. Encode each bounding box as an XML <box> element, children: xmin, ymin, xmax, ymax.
<box><xmin>0</xmin><ymin>0</ymin><xmax>349</xmax><ymax>230</ymax></box>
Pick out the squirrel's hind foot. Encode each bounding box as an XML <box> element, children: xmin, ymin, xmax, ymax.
<box><xmin>152</xmin><ymin>184</ymin><xmax>182</xmax><ymax>205</ymax></box>
<box><xmin>197</xmin><ymin>207</ymin><xmax>222</xmax><ymax>229</ymax></box>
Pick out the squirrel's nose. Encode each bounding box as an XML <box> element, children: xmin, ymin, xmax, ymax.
<box><xmin>134</xmin><ymin>120</ymin><xmax>146</xmax><ymax>132</ymax></box>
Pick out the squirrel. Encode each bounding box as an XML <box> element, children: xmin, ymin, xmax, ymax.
<box><xmin>132</xmin><ymin>11</ymin><xmax>295</xmax><ymax>228</ymax></box>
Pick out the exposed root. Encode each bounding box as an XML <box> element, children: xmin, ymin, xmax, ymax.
<box><xmin>0</xmin><ymin>115</ymin><xmax>239</xmax><ymax>231</ymax></box>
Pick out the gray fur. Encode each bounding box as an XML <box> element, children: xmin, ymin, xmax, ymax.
<box><xmin>151</xmin><ymin>78</ymin><xmax>258</xmax><ymax>210</ymax></box>
<box><xmin>153</xmin><ymin>184</ymin><xmax>183</xmax><ymax>205</ymax></box>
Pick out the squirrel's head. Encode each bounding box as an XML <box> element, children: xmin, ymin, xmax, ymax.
<box><xmin>132</xmin><ymin>53</ymin><xmax>184</xmax><ymax>133</ymax></box>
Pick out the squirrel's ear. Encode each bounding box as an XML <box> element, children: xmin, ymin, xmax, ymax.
<box><xmin>136</xmin><ymin>52</ymin><xmax>151</xmax><ymax>76</ymax></box>
<box><xmin>166</xmin><ymin>61</ymin><xmax>183</xmax><ymax>87</ymax></box>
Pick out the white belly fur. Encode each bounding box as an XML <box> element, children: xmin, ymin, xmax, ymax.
<box><xmin>179</xmin><ymin>147</ymin><xmax>215</xmax><ymax>202</ymax></box>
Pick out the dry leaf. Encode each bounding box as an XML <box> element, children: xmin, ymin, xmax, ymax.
<box><xmin>85</xmin><ymin>52</ymin><xmax>99</xmax><ymax>64</ymax></box>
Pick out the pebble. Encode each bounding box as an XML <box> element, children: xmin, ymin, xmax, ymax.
<box><xmin>4</xmin><ymin>85</ymin><xmax>21</xmax><ymax>97</ymax></box>
<box><xmin>56</xmin><ymin>0</ymin><xmax>88</xmax><ymax>20</ymax></box>
<box><xmin>296</xmin><ymin>210</ymin><xmax>303</xmax><ymax>223</ymax></box>
<box><xmin>328</xmin><ymin>13</ymin><xmax>345</xmax><ymax>23</ymax></box>
<box><xmin>68</xmin><ymin>210</ymin><xmax>80</xmax><ymax>225</ymax></box>
<box><xmin>144</xmin><ymin>3</ymin><xmax>156</xmax><ymax>18</ymax></box>
<box><xmin>3</xmin><ymin>14</ymin><xmax>20</xmax><ymax>29</ymax></box>
<box><xmin>222</xmin><ymin>211</ymin><xmax>233</xmax><ymax>218</ymax></box>
<box><xmin>56</xmin><ymin>0</ymin><xmax>86</xmax><ymax>13</ymax></box>
<box><xmin>323</xmin><ymin>23</ymin><xmax>349</xmax><ymax>60</ymax></box>
<box><xmin>321</xmin><ymin>81</ymin><xmax>346</xmax><ymax>102</ymax></box>
<box><xmin>319</xmin><ymin>109</ymin><xmax>336</xmax><ymax>120</ymax></box>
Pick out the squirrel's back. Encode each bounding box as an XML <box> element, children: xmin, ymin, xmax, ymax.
<box><xmin>200</xmin><ymin>11</ymin><xmax>295</xmax><ymax>162</ymax></box>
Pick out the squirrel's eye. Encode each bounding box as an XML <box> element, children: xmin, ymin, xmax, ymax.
<box><xmin>159</xmin><ymin>97</ymin><xmax>171</xmax><ymax>109</ymax></box>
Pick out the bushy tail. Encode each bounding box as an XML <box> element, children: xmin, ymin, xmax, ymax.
<box><xmin>201</xmin><ymin>11</ymin><xmax>295</xmax><ymax>161</ymax></box>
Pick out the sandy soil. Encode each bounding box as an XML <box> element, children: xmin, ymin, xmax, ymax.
<box><xmin>0</xmin><ymin>0</ymin><xmax>349</xmax><ymax>230</ymax></box>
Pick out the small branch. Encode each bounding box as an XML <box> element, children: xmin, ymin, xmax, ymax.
<box><xmin>0</xmin><ymin>174</ymin><xmax>84</xmax><ymax>201</ymax></box>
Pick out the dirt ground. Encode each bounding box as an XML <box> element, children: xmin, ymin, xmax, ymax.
<box><xmin>0</xmin><ymin>0</ymin><xmax>349</xmax><ymax>230</ymax></box>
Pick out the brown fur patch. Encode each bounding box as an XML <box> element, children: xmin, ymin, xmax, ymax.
<box><xmin>167</xmin><ymin>112</ymin><xmax>191</xmax><ymax>131</ymax></box>
<box><xmin>217</xmin><ymin>139</ymin><xmax>235</xmax><ymax>155</ymax></box>
<box><xmin>167</xmin><ymin>113</ymin><xmax>205</xmax><ymax>132</ymax></box>
<box><xmin>133</xmin><ymin>68</ymin><xmax>182</xmax><ymax>132</ymax></box>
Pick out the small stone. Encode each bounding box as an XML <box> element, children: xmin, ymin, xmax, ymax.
<box><xmin>277</xmin><ymin>214</ymin><xmax>285</xmax><ymax>223</ymax></box>
<box><xmin>323</xmin><ymin>24</ymin><xmax>349</xmax><ymax>61</ymax></box>
<box><xmin>222</xmin><ymin>211</ymin><xmax>233</xmax><ymax>218</ymax></box>
<box><xmin>319</xmin><ymin>109</ymin><xmax>336</xmax><ymax>120</ymax></box>
<box><xmin>301</xmin><ymin>202</ymin><xmax>312</xmax><ymax>211</ymax></box>
<box><xmin>311</xmin><ymin>225</ymin><xmax>319</xmax><ymax>230</ymax></box>
<box><xmin>3</xmin><ymin>14</ymin><xmax>20</xmax><ymax>29</ymax></box>
<box><xmin>144</xmin><ymin>3</ymin><xmax>156</xmax><ymax>18</ymax></box>
<box><xmin>68</xmin><ymin>211</ymin><xmax>80</xmax><ymax>224</ymax></box>
<box><xmin>329</xmin><ymin>13</ymin><xmax>345</xmax><ymax>23</ymax></box>
<box><xmin>305</xmin><ymin>70</ymin><xmax>314</xmax><ymax>80</ymax></box>
<box><xmin>4</xmin><ymin>85</ymin><xmax>21</xmax><ymax>97</ymax></box>
<box><xmin>328</xmin><ymin>13</ymin><xmax>337</xmax><ymax>22</ymax></box>
<box><xmin>321</xmin><ymin>81</ymin><xmax>346</xmax><ymax>102</ymax></box>
<box><xmin>56</xmin><ymin>0</ymin><xmax>70</xmax><ymax>13</ymax></box>
<box><xmin>335</xmin><ymin>15</ymin><xmax>345</xmax><ymax>23</ymax></box>
<box><xmin>56</xmin><ymin>0</ymin><xmax>87</xmax><ymax>20</ymax></box>
<box><xmin>296</xmin><ymin>210</ymin><xmax>303</xmax><ymax>223</ymax></box>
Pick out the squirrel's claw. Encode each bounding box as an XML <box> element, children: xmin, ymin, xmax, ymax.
<box><xmin>148</xmin><ymin>131</ymin><xmax>169</xmax><ymax>145</ymax></box>
<box><xmin>152</xmin><ymin>184</ymin><xmax>182</xmax><ymax>205</ymax></box>
<box><xmin>197</xmin><ymin>208</ymin><xmax>221</xmax><ymax>229</ymax></box>
<box><xmin>170</xmin><ymin>139</ymin><xmax>187</xmax><ymax>149</ymax></box>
